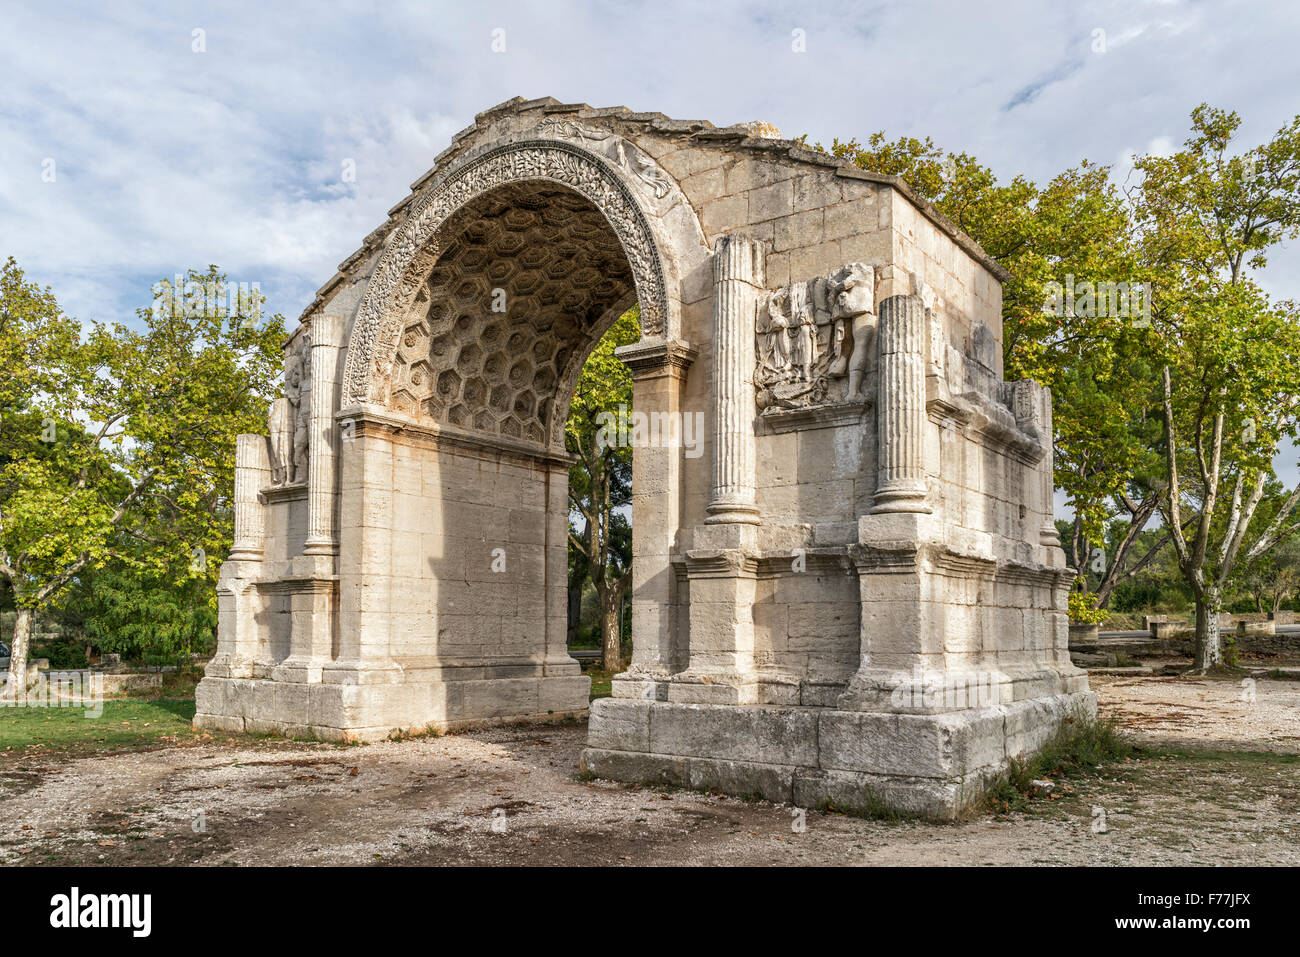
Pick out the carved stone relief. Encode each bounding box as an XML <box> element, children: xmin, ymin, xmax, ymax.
<box><xmin>755</xmin><ymin>261</ymin><xmax>876</xmax><ymax>412</ymax></box>
<box><xmin>536</xmin><ymin>118</ymin><xmax>673</xmax><ymax>201</ymax></box>
<box><xmin>269</xmin><ymin>331</ymin><xmax>311</xmax><ymax>485</ymax></box>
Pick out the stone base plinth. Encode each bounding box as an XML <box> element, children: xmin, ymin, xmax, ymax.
<box><xmin>581</xmin><ymin>691</ymin><xmax>1096</xmax><ymax>820</ymax></box>
<box><xmin>194</xmin><ymin>673</ymin><xmax>590</xmax><ymax>742</ymax></box>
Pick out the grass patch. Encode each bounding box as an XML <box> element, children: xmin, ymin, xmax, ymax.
<box><xmin>0</xmin><ymin>697</ymin><xmax>202</xmax><ymax>753</ymax></box>
<box><xmin>980</xmin><ymin>707</ymin><xmax>1134</xmax><ymax>816</ymax></box>
<box><xmin>584</xmin><ymin>665</ymin><xmax>613</xmax><ymax>700</ymax></box>
<box><xmin>386</xmin><ymin>724</ymin><xmax>441</xmax><ymax>742</ymax></box>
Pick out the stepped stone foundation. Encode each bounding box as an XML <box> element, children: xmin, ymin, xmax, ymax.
<box><xmin>195</xmin><ymin>96</ymin><xmax>1092</xmax><ymax>817</ymax></box>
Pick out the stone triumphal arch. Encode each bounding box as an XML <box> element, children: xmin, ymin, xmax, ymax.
<box><xmin>195</xmin><ymin>97</ymin><xmax>1093</xmax><ymax>817</ymax></box>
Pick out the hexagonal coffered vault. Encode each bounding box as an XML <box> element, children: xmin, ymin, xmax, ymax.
<box><xmin>198</xmin><ymin>96</ymin><xmax>1091</xmax><ymax>820</ymax></box>
<box><xmin>386</xmin><ymin>182</ymin><xmax>636</xmax><ymax>446</ymax></box>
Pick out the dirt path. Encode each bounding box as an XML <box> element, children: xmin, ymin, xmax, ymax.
<box><xmin>2</xmin><ymin>674</ymin><xmax>1297</xmax><ymax>866</ymax></box>
<box><xmin>1091</xmin><ymin>667</ymin><xmax>1300</xmax><ymax>753</ymax></box>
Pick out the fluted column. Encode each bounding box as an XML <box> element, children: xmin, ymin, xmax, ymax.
<box><xmin>705</xmin><ymin>234</ymin><xmax>763</xmax><ymax>525</ymax></box>
<box><xmin>304</xmin><ymin>313</ymin><xmax>343</xmax><ymax>556</ymax></box>
<box><xmin>871</xmin><ymin>293</ymin><xmax>931</xmax><ymax>513</ymax></box>
<box><xmin>228</xmin><ymin>434</ymin><xmax>270</xmax><ymax>560</ymax></box>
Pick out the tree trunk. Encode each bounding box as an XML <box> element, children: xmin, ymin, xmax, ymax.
<box><xmin>1192</xmin><ymin>588</ymin><xmax>1224</xmax><ymax>672</ymax></box>
<box><xmin>566</xmin><ymin>584</ymin><xmax>583</xmax><ymax>645</ymax></box>
<box><xmin>596</xmin><ymin>574</ymin><xmax>632</xmax><ymax>673</ymax></box>
<box><xmin>1272</xmin><ymin>592</ymin><xmax>1284</xmax><ymax>616</ymax></box>
<box><xmin>4</xmin><ymin>606</ymin><xmax>33</xmax><ymax>698</ymax></box>
<box><xmin>601</xmin><ymin>600</ymin><xmax>623</xmax><ymax>673</ymax></box>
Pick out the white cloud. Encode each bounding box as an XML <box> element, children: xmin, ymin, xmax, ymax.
<box><xmin>4</xmin><ymin>0</ymin><xmax>1297</xmax><ymax>323</ymax></box>
<box><xmin>2</xmin><ymin>0</ymin><xmax>1298</xmax><ymax>510</ymax></box>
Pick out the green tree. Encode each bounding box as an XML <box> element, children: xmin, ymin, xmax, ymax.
<box><xmin>0</xmin><ymin>261</ymin><xmax>284</xmax><ymax>688</ymax></box>
<box><xmin>1134</xmin><ymin>105</ymin><xmax>1300</xmax><ymax>669</ymax></box>
<box><xmin>566</xmin><ymin>306</ymin><xmax>638</xmax><ymax>671</ymax></box>
<box><xmin>69</xmin><ymin>539</ymin><xmax>219</xmax><ymax>666</ymax></box>
<box><xmin>1239</xmin><ymin>481</ymin><xmax>1300</xmax><ymax>614</ymax></box>
<box><xmin>814</xmin><ymin>134</ymin><xmax>1163</xmax><ymax>613</ymax></box>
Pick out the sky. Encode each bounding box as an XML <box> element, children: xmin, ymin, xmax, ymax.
<box><xmin>2</xmin><ymin>0</ymin><xmax>1299</xmax><ymax>499</ymax></box>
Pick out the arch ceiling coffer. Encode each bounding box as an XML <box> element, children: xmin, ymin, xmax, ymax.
<box><xmin>342</xmin><ymin>139</ymin><xmax>670</xmax><ymax>408</ymax></box>
<box><xmin>386</xmin><ymin>182</ymin><xmax>635</xmax><ymax>446</ymax></box>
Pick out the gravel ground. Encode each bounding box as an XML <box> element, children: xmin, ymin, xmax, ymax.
<box><xmin>1</xmin><ymin>672</ymin><xmax>1297</xmax><ymax>866</ymax></box>
<box><xmin>1092</xmin><ymin>665</ymin><xmax>1300</xmax><ymax>753</ymax></box>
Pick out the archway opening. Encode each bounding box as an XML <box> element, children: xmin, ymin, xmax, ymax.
<box><xmin>378</xmin><ymin>180</ymin><xmax>644</xmax><ymax>711</ymax></box>
<box><xmin>563</xmin><ymin>305</ymin><xmax>640</xmax><ymax>683</ymax></box>
<box><xmin>386</xmin><ymin>181</ymin><xmax>638</xmax><ymax>446</ymax></box>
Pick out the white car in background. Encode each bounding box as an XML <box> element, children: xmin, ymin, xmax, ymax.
<box><xmin>0</xmin><ymin>641</ymin><xmax>9</xmax><ymax>676</ymax></box>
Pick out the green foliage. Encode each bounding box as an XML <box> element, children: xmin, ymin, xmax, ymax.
<box><xmin>981</xmin><ymin>708</ymin><xmax>1134</xmax><ymax>815</ymax></box>
<box><xmin>1241</xmin><ymin>520</ymin><xmax>1300</xmax><ymax>612</ymax></box>
<box><xmin>29</xmin><ymin>633</ymin><xmax>88</xmax><ymax>670</ymax></box>
<box><xmin>567</xmin><ymin>306</ymin><xmax>639</xmax><ymax>559</ymax></box>
<box><xmin>566</xmin><ymin>306</ymin><xmax>639</xmax><ymax>667</ymax></box>
<box><xmin>1067</xmin><ymin>589</ymin><xmax>1107</xmax><ymax>625</ymax></box>
<box><xmin>1135</xmin><ymin>106</ymin><xmax>1300</xmax><ymax>665</ymax></box>
<box><xmin>1221</xmin><ymin>633</ymin><xmax>1240</xmax><ymax>669</ymax></box>
<box><xmin>0</xmin><ymin>260</ymin><xmax>284</xmax><ymax>671</ymax></box>
<box><xmin>71</xmin><ymin>562</ymin><xmax>217</xmax><ymax>665</ymax></box>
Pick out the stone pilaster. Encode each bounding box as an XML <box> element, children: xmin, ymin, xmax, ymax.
<box><xmin>611</xmin><ymin>338</ymin><xmax>696</xmax><ymax>689</ymax></box>
<box><xmin>304</xmin><ymin>313</ymin><xmax>344</xmax><ymax>556</ymax></box>
<box><xmin>321</xmin><ymin>412</ymin><xmax>403</xmax><ymax>688</ymax></box>
<box><xmin>272</xmin><ymin>577</ymin><xmax>337</xmax><ymax>684</ymax></box>
<box><xmin>669</xmin><ymin>526</ymin><xmax>761</xmax><ymax>705</ymax></box>
<box><xmin>206</xmin><ymin>434</ymin><xmax>270</xmax><ymax>678</ymax></box>
<box><xmin>871</xmin><ymin>293</ymin><xmax>931</xmax><ymax>514</ymax></box>
<box><xmin>1038</xmin><ymin>385</ymin><xmax>1063</xmax><ymax>551</ymax></box>
<box><xmin>228</xmin><ymin>434</ymin><xmax>270</xmax><ymax>560</ymax></box>
<box><xmin>705</xmin><ymin>234</ymin><xmax>762</xmax><ymax>525</ymax></box>
<box><xmin>847</xmin><ymin>291</ymin><xmax>942</xmax><ymax>710</ymax></box>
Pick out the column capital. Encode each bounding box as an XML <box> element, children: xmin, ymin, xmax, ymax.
<box><xmin>306</xmin><ymin>311</ymin><xmax>346</xmax><ymax>348</ymax></box>
<box><xmin>613</xmin><ymin>336</ymin><xmax>698</xmax><ymax>381</ymax></box>
<box><xmin>712</xmin><ymin>232</ymin><xmax>765</xmax><ymax>287</ymax></box>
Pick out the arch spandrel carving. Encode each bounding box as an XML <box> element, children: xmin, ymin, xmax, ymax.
<box><xmin>342</xmin><ymin>136</ymin><xmax>686</xmax><ymax>410</ymax></box>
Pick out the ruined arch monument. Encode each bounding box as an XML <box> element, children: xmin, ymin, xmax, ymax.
<box><xmin>195</xmin><ymin>96</ymin><xmax>1094</xmax><ymax>817</ymax></box>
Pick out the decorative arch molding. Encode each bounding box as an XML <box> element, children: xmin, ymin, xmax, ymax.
<box><xmin>342</xmin><ymin>137</ymin><xmax>678</xmax><ymax>407</ymax></box>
